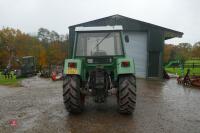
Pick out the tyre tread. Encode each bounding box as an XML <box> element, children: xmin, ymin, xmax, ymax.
<box><xmin>118</xmin><ymin>75</ymin><xmax>136</xmax><ymax>114</ymax></box>
<box><xmin>63</xmin><ymin>76</ymin><xmax>83</xmax><ymax>113</ymax></box>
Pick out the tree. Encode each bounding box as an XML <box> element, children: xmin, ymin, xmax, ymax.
<box><xmin>163</xmin><ymin>44</ymin><xmax>175</xmax><ymax>64</ymax></box>
<box><xmin>0</xmin><ymin>27</ymin><xmax>68</xmax><ymax>69</ymax></box>
<box><xmin>50</xmin><ymin>31</ymin><xmax>59</xmax><ymax>42</ymax></box>
<box><xmin>0</xmin><ymin>27</ymin><xmax>19</xmax><ymax>68</ymax></box>
<box><xmin>37</xmin><ymin>28</ymin><xmax>50</xmax><ymax>43</ymax></box>
<box><xmin>192</xmin><ymin>42</ymin><xmax>200</xmax><ymax>58</ymax></box>
<box><xmin>175</xmin><ymin>43</ymin><xmax>192</xmax><ymax>64</ymax></box>
<box><xmin>47</xmin><ymin>43</ymin><xmax>66</xmax><ymax>65</ymax></box>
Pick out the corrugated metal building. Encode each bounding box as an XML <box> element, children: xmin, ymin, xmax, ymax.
<box><xmin>68</xmin><ymin>14</ymin><xmax>183</xmax><ymax>78</ymax></box>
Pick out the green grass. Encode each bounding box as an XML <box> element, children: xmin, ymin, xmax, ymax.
<box><xmin>185</xmin><ymin>59</ymin><xmax>200</xmax><ymax>64</ymax></box>
<box><xmin>165</xmin><ymin>68</ymin><xmax>200</xmax><ymax>76</ymax></box>
<box><xmin>0</xmin><ymin>72</ymin><xmax>22</xmax><ymax>87</ymax></box>
<box><xmin>165</xmin><ymin>59</ymin><xmax>200</xmax><ymax>76</ymax></box>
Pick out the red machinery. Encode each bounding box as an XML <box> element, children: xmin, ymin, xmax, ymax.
<box><xmin>177</xmin><ymin>69</ymin><xmax>200</xmax><ymax>87</ymax></box>
<box><xmin>51</xmin><ymin>65</ymin><xmax>63</xmax><ymax>81</ymax></box>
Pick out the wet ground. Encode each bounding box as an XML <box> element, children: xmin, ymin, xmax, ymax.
<box><xmin>0</xmin><ymin>76</ymin><xmax>200</xmax><ymax>133</ymax></box>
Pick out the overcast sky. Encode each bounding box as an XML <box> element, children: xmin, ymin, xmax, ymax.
<box><xmin>0</xmin><ymin>0</ymin><xmax>199</xmax><ymax>44</ymax></box>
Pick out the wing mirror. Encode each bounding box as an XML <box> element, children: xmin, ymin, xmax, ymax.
<box><xmin>125</xmin><ymin>35</ymin><xmax>129</xmax><ymax>43</ymax></box>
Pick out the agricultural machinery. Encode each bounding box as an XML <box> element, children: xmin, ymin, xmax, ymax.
<box><xmin>0</xmin><ymin>45</ymin><xmax>36</xmax><ymax>77</ymax></box>
<box><xmin>51</xmin><ymin>65</ymin><xmax>63</xmax><ymax>81</ymax></box>
<box><xmin>15</xmin><ymin>56</ymin><xmax>37</xmax><ymax>77</ymax></box>
<box><xmin>63</xmin><ymin>26</ymin><xmax>136</xmax><ymax>114</ymax></box>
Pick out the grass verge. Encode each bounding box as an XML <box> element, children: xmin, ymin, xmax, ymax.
<box><xmin>165</xmin><ymin>68</ymin><xmax>200</xmax><ymax>76</ymax></box>
<box><xmin>0</xmin><ymin>72</ymin><xmax>22</xmax><ymax>87</ymax></box>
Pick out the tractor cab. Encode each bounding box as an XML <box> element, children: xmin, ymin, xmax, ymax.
<box><xmin>73</xmin><ymin>26</ymin><xmax>126</xmax><ymax>82</ymax></box>
<box><xmin>74</xmin><ymin>26</ymin><xmax>124</xmax><ymax>63</ymax></box>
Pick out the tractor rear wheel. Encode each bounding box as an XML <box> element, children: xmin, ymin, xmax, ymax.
<box><xmin>118</xmin><ymin>75</ymin><xmax>136</xmax><ymax>114</ymax></box>
<box><xmin>63</xmin><ymin>76</ymin><xmax>84</xmax><ymax>113</ymax></box>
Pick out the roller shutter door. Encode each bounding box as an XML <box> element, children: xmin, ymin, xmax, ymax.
<box><xmin>123</xmin><ymin>32</ymin><xmax>147</xmax><ymax>78</ymax></box>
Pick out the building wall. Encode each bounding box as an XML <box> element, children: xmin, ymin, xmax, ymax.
<box><xmin>148</xmin><ymin>28</ymin><xmax>165</xmax><ymax>77</ymax></box>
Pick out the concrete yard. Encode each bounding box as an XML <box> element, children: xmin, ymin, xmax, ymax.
<box><xmin>0</xmin><ymin>77</ymin><xmax>200</xmax><ymax>133</ymax></box>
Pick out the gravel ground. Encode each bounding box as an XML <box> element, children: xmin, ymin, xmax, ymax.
<box><xmin>0</xmin><ymin>76</ymin><xmax>200</xmax><ymax>133</ymax></box>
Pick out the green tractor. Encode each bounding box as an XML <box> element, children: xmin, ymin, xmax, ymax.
<box><xmin>15</xmin><ymin>56</ymin><xmax>36</xmax><ymax>78</ymax></box>
<box><xmin>63</xmin><ymin>26</ymin><xmax>136</xmax><ymax>114</ymax></box>
<box><xmin>20</xmin><ymin>56</ymin><xmax>36</xmax><ymax>77</ymax></box>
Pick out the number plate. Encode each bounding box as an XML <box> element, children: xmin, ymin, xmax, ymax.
<box><xmin>67</xmin><ymin>68</ymin><xmax>78</xmax><ymax>74</ymax></box>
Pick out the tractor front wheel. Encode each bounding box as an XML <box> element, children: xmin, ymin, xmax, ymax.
<box><xmin>118</xmin><ymin>75</ymin><xmax>136</xmax><ymax>114</ymax></box>
<box><xmin>63</xmin><ymin>75</ymin><xmax>84</xmax><ymax>113</ymax></box>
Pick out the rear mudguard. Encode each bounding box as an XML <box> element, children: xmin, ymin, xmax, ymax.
<box><xmin>116</xmin><ymin>57</ymin><xmax>135</xmax><ymax>77</ymax></box>
<box><xmin>63</xmin><ymin>59</ymin><xmax>82</xmax><ymax>75</ymax></box>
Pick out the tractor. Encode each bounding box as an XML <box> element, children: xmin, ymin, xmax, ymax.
<box><xmin>20</xmin><ymin>56</ymin><xmax>36</xmax><ymax>77</ymax></box>
<box><xmin>14</xmin><ymin>56</ymin><xmax>36</xmax><ymax>78</ymax></box>
<box><xmin>63</xmin><ymin>25</ymin><xmax>136</xmax><ymax>114</ymax></box>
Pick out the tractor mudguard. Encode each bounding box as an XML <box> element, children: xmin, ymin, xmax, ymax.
<box><xmin>63</xmin><ymin>59</ymin><xmax>82</xmax><ymax>75</ymax></box>
<box><xmin>116</xmin><ymin>57</ymin><xmax>135</xmax><ymax>76</ymax></box>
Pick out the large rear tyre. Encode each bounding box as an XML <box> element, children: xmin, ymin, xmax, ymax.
<box><xmin>63</xmin><ymin>76</ymin><xmax>84</xmax><ymax>113</ymax></box>
<box><xmin>118</xmin><ymin>75</ymin><xmax>136</xmax><ymax>114</ymax></box>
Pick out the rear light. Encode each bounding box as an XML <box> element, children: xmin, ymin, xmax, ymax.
<box><xmin>68</xmin><ymin>62</ymin><xmax>77</xmax><ymax>68</ymax></box>
<box><xmin>121</xmin><ymin>61</ymin><xmax>130</xmax><ymax>67</ymax></box>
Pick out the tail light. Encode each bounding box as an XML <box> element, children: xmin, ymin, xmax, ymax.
<box><xmin>68</xmin><ymin>62</ymin><xmax>77</xmax><ymax>68</ymax></box>
<box><xmin>121</xmin><ymin>61</ymin><xmax>130</xmax><ymax>67</ymax></box>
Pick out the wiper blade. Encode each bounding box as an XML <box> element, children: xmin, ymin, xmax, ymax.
<box><xmin>93</xmin><ymin>32</ymin><xmax>111</xmax><ymax>50</ymax></box>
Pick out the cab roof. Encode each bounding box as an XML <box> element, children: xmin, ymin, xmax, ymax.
<box><xmin>75</xmin><ymin>25</ymin><xmax>123</xmax><ymax>32</ymax></box>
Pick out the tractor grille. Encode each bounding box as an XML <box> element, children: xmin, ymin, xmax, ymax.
<box><xmin>87</xmin><ymin>57</ymin><xmax>113</xmax><ymax>64</ymax></box>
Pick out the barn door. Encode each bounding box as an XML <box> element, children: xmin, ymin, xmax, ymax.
<box><xmin>148</xmin><ymin>51</ymin><xmax>160</xmax><ymax>77</ymax></box>
<box><xmin>123</xmin><ymin>32</ymin><xmax>147</xmax><ymax>78</ymax></box>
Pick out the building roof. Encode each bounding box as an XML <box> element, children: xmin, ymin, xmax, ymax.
<box><xmin>69</xmin><ymin>14</ymin><xmax>183</xmax><ymax>40</ymax></box>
